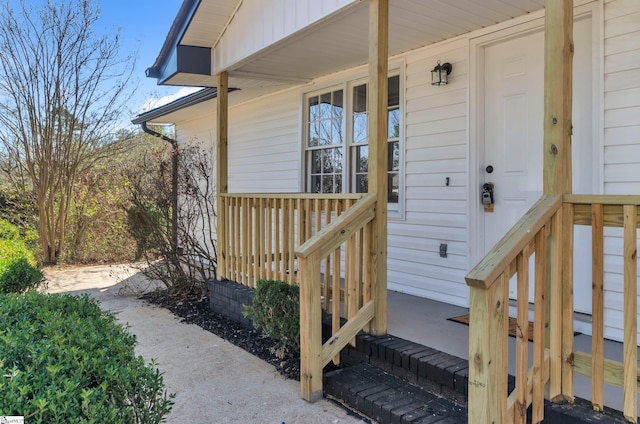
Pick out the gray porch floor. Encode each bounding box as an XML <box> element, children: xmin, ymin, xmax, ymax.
<box><xmin>386</xmin><ymin>290</ymin><xmax>637</xmax><ymax>416</ymax></box>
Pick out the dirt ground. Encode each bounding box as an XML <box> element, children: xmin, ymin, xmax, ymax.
<box><xmin>44</xmin><ymin>264</ymin><xmax>366</xmax><ymax>424</ymax></box>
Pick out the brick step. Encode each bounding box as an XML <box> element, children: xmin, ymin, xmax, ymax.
<box><xmin>324</xmin><ymin>363</ymin><xmax>467</xmax><ymax>424</ymax></box>
<box><xmin>331</xmin><ymin>331</ymin><xmax>630</xmax><ymax>424</ymax></box>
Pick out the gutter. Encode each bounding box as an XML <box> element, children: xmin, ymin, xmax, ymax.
<box><xmin>132</xmin><ymin>87</ymin><xmax>221</xmax><ymax>125</ymax></box>
<box><xmin>138</xmin><ymin>122</ymin><xmax>179</xmax><ymax>254</ymax></box>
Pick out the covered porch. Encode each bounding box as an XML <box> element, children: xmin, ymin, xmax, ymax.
<box><xmin>205</xmin><ymin>0</ymin><xmax>640</xmax><ymax>422</ymax></box>
<box><xmin>213</xmin><ymin>190</ymin><xmax>640</xmax><ymax>421</ymax></box>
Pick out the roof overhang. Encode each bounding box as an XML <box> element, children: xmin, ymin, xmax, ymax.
<box><xmin>132</xmin><ymin>87</ymin><xmax>224</xmax><ymax>125</ymax></box>
<box><xmin>146</xmin><ymin>0</ymin><xmax>549</xmax><ymax>93</ymax></box>
<box><xmin>145</xmin><ymin>0</ymin><xmax>239</xmax><ymax>87</ymax></box>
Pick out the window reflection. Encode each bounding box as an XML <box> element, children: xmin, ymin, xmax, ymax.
<box><xmin>306</xmin><ymin>75</ymin><xmax>401</xmax><ymax>202</ymax></box>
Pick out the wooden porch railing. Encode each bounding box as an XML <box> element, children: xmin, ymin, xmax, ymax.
<box><xmin>218</xmin><ymin>192</ymin><xmax>378</xmax><ymax>402</ymax></box>
<box><xmin>295</xmin><ymin>193</ymin><xmax>377</xmax><ymax>402</ymax></box>
<box><xmin>466</xmin><ymin>194</ymin><xmax>640</xmax><ymax>423</ymax></box>
<box><xmin>218</xmin><ymin>193</ymin><xmax>363</xmax><ymax>287</ymax></box>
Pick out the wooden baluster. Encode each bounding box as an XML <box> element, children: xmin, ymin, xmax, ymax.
<box><xmin>282</xmin><ymin>199</ymin><xmax>289</xmax><ymax>283</ymax></box>
<box><xmin>296</xmin><ymin>199</ymin><xmax>304</xmax><ymax>285</ymax></box>
<box><xmin>323</xmin><ymin>199</ymin><xmax>331</xmax><ymax>310</ymax></box>
<box><xmin>515</xmin><ymin>248</ymin><xmax>529</xmax><ymax>424</ymax></box>
<box><xmin>242</xmin><ymin>197</ymin><xmax>250</xmax><ymax>287</ymax></box>
<box><xmin>549</xmin><ymin>208</ymin><xmax>563</xmax><ymax>400</ymax></box>
<box><xmin>253</xmin><ymin>198</ymin><xmax>260</xmax><ymax>285</ymax></box>
<box><xmin>332</xmin><ymin>201</ymin><xmax>342</xmax><ymax>364</ymax></box>
<box><xmin>533</xmin><ymin>227</ymin><xmax>547</xmax><ymax>423</ymax></box>
<box><xmin>275</xmin><ymin>198</ymin><xmax>281</xmax><ymax>281</ymax></box>
<box><xmin>591</xmin><ymin>204</ymin><xmax>604</xmax><ymax>411</ymax></box>
<box><xmin>266</xmin><ymin>198</ymin><xmax>273</xmax><ymax>281</ymax></box>
<box><xmin>288</xmin><ymin>198</ymin><xmax>295</xmax><ymax>285</ymax></box>
<box><xmin>363</xmin><ymin>220</ymin><xmax>372</xmax><ymax>333</ymax></box>
<box><xmin>347</xmin><ymin>225</ymin><xmax>356</xmax><ymax>322</ymax></box>
<box><xmin>623</xmin><ymin>204</ymin><xmax>637</xmax><ymax>422</ymax></box>
<box><xmin>561</xmin><ymin>202</ymin><xmax>574</xmax><ymax>401</ymax></box>
<box><xmin>234</xmin><ymin>197</ymin><xmax>241</xmax><ymax>283</ymax></box>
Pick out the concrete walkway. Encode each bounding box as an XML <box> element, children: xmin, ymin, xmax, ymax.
<box><xmin>45</xmin><ymin>264</ymin><xmax>365</xmax><ymax>424</ymax></box>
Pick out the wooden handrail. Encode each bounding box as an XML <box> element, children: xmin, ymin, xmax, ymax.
<box><xmin>564</xmin><ymin>194</ymin><xmax>640</xmax><ymax>205</ymax></box>
<box><xmin>296</xmin><ymin>193</ymin><xmax>376</xmax><ymax>259</ymax></box>
<box><xmin>221</xmin><ymin>192</ymin><xmax>364</xmax><ymax>200</ymax></box>
<box><xmin>465</xmin><ymin>194</ymin><xmax>563</xmax><ymax>289</ymax></box>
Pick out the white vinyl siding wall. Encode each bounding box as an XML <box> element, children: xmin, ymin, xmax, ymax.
<box><xmin>602</xmin><ymin>0</ymin><xmax>640</xmax><ymax>342</ymax></box>
<box><xmin>227</xmin><ymin>89</ymin><xmax>301</xmax><ymax>193</ymax></box>
<box><xmin>388</xmin><ymin>39</ymin><xmax>469</xmax><ymax>306</ymax></box>
<box><xmin>214</xmin><ymin>0</ymin><xmax>357</xmax><ymax>73</ymax></box>
<box><xmin>175</xmin><ymin>88</ymin><xmax>302</xmax><ymax>194</ymax></box>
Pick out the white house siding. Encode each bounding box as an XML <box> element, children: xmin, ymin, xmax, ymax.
<box><xmin>602</xmin><ymin>0</ymin><xmax>640</xmax><ymax>342</ymax></box>
<box><xmin>214</xmin><ymin>0</ymin><xmax>357</xmax><ymax>73</ymax></box>
<box><xmin>227</xmin><ymin>88</ymin><xmax>301</xmax><ymax>193</ymax></box>
<box><xmin>174</xmin><ymin>88</ymin><xmax>301</xmax><ymax>194</ymax></box>
<box><xmin>388</xmin><ymin>39</ymin><xmax>469</xmax><ymax>307</ymax></box>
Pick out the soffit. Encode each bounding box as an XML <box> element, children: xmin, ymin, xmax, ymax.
<box><xmin>229</xmin><ymin>0</ymin><xmax>547</xmax><ymax>82</ymax></box>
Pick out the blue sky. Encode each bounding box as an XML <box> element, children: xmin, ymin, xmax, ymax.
<box><xmin>97</xmin><ymin>0</ymin><xmax>199</xmax><ymax>122</ymax></box>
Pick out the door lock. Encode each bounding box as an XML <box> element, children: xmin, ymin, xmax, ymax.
<box><xmin>482</xmin><ymin>182</ymin><xmax>494</xmax><ymax>213</ymax></box>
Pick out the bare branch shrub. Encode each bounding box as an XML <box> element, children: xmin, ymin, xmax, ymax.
<box><xmin>125</xmin><ymin>143</ymin><xmax>217</xmax><ymax>296</ymax></box>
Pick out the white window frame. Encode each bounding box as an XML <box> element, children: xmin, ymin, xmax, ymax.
<box><xmin>302</xmin><ymin>68</ymin><xmax>404</xmax><ymax>218</ymax></box>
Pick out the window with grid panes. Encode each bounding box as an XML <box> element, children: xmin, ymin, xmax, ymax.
<box><xmin>304</xmin><ymin>75</ymin><xmax>401</xmax><ymax>205</ymax></box>
<box><xmin>306</xmin><ymin>90</ymin><xmax>344</xmax><ymax>194</ymax></box>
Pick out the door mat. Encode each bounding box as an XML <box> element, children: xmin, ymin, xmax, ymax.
<box><xmin>448</xmin><ymin>314</ymin><xmax>535</xmax><ymax>342</ymax></box>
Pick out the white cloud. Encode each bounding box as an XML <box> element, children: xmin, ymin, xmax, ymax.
<box><xmin>137</xmin><ymin>86</ymin><xmax>202</xmax><ymax>114</ymax></box>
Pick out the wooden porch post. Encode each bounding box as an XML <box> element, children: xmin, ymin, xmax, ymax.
<box><xmin>367</xmin><ymin>0</ymin><xmax>389</xmax><ymax>336</ymax></box>
<box><xmin>543</xmin><ymin>0</ymin><xmax>573</xmax><ymax>195</ymax></box>
<box><xmin>217</xmin><ymin>72</ymin><xmax>229</xmax><ymax>279</ymax></box>
<box><xmin>543</xmin><ymin>0</ymin><xmax>573</xmax><ymax>403</ymax></box>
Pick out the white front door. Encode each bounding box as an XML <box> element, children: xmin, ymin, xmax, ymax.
<box><xmin>481</xmin><ymin>16</ymin><xmax>594</xmax><ymax>315</ymax></box>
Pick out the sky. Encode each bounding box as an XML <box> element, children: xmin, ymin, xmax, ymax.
<box><xmin>96</xmin><ymin>0</ymin><xmax>201</xmax><ymax>123</ymax></box>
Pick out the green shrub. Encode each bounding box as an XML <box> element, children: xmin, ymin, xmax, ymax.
<box><xmin>0</xmin><ymin>292</ymin><xmax>174</xmax><ymax>423</ymax></box>
<box><xmin>0</xmin><ymin>219</ymin><xmax>44</xmax><ymax>293</ymax></box>
<box><xmin>0</xmin><ymin>219</ymin><xmax>20</xmax><ymax>240</ymax></box>
<box><xmin>0</xmin><ymin>256</ymin><xmax>44</xmax><ymax>294</ymax></box>
<box><xmin>244</xmin><ymin>279</ymin><xmax>300</xmax><ymax>351</ymax></box>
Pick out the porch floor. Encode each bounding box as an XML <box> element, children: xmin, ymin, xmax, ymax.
<box><xmin>386</xmin><ymin>290</ymin><xmax>638</xmax><ymax>416</ymax></box>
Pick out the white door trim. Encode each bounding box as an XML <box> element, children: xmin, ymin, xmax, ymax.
<box><xmin>467</xmin><ymin>2</ymin><xmax>603</xmax><ymax>270</ymax></box>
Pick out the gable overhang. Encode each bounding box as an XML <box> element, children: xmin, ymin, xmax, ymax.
<box><xmin>145</xmin><ymin>0</ymin><xmax>239</xmax><ymax>87</ymax></box>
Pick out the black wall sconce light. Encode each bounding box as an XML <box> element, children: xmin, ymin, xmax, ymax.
<box><xmin>431</xmin><ymin>61</ymin><xmax>452</xmax><ymax>86</ymax></box>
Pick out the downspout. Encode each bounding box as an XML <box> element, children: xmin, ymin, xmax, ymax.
<box><xmin>140</xmin><ymin>122</ymin><xmax>179</xmax><ymax>254</ymax></box>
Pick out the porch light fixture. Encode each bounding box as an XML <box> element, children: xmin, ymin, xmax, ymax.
<box><xmin>431</xmin><ymin>61</ymin><xmax>452</xmax><ymax>86</ymax></box>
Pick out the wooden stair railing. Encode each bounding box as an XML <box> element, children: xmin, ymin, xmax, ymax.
<box><xmin>295</xmin><ymin>193</ymin><xmax>377</xmax><ymax>402</ymax></box>
<box><xmin>467</xmin><ymin>194</ymin><xmax>640</xmax><ymax>423</ymax></box>
<box><xmin>466</xmin><ymin>194</ymin><xmax>565</xmax><ymax>423</ymax></box>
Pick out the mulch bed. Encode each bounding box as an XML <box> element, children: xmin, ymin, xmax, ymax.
<box><xmin>140</xmin><ymin>290</ymin><xmax>301</xmax><ymax>380</ymax></box>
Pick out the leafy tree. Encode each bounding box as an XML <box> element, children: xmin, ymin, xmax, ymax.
<box><xmin>0</xmin><ymin>0</ymin><xmax>135</xmax><ymax>263</ymax></box>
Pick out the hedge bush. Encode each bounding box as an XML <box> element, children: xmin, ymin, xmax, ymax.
<box><xmin>0</xmin><ymin>292</ymin><xmax>174</xmax><ymax>423</ymax></box>
<box><xmin>0</xmin><ymin>219</ymin><xmax>44</xmax><ymax>294</ymax></box>
<box><xmin>243</xmin><ymin>279</ymin><xmax>300</xmax><ymax>351</ymax></box>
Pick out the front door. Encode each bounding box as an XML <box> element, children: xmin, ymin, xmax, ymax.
<box><xmin>481</xmin><ymin>16</ymin><xmax>594</xmax><ymax>315</ymax></box>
